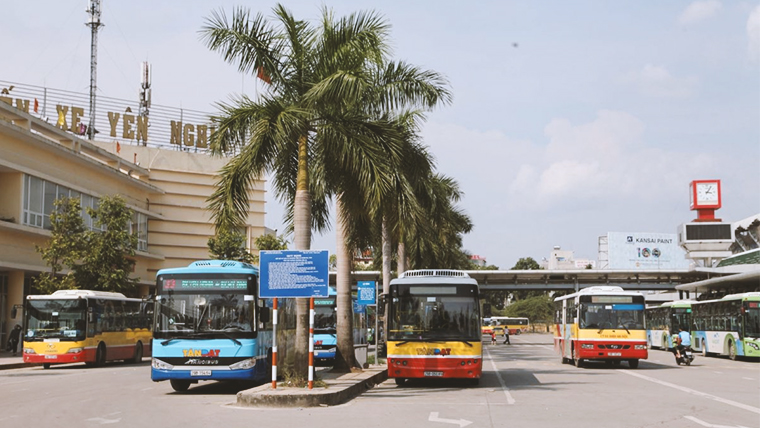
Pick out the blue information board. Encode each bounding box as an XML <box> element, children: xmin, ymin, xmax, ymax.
<box><xmin>357</xmin><ymin>281</ymin><xmax>376</xmax><ymax>305</ymax></box>
<box><xmin>353</xmin><ymin>299</ymin><xmax>365</xmax><ymax>314</ymax></box>
<box><xmin>259</xmin><ymin>250</ymin><xmax>329</xmax><ymax>298</ymax></box>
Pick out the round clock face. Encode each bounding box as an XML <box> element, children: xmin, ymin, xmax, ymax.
<box><xmin>696</xmin><ymin>182</ymin><xmax>719</xmax><ymax>203</ymax></box>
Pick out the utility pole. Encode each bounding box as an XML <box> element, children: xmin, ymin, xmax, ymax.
<box><xmin>86</xmin><ymin>0</ymin><xmax>104</xmax><ymax>140</ymax></box>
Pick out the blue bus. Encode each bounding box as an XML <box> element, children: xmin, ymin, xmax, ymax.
<box><xmin>150</xmin><ymin>260</ymin><xmax>295</xmax><ymax>392</ymax></box>
<box><xmin>313</xmin><ymin>287</ymin><xmax>337</xmax><ymax>363</ymax></box>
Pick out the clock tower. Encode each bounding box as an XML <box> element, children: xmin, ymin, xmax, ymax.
<box><xmin>679</xmin><ymin>179</ymin><xmax>733</xmax><ymax>267</ymax></box>
<box><xmin>689</xmin><ymin>179</ymin><xmax>721</xmax><ymax>221</ymax></box>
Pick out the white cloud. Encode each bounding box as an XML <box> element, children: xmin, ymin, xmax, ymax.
<box><xmin>678</xmin><ymin>1</ymin><xmax>722</xmax><ymax>26</ymax></box>
<box><xmin>620</xmin><ymin>64</ymin><xmax>698</xmax><ymax>98</ymax></box>
<box><xmin>748</xmin><ymin>5</ymin><xmax>760</xmax><ymax>63</ymax></box>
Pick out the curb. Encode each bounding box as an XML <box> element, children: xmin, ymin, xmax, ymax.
<box><xmin>0</xmin><ymin>362</ymin><xmax>41</xmax><ymax>371</ymax></box>
<box><xmin>236</xmin><ymin>369</ymin><xmax>388</xmax><ymax>408</ymax></box>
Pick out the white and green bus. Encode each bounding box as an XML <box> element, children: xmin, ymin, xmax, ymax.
<box><xmin>645</xmin><ymin>300</ymin><xmax>694</xmax><ymax>350</ymax></box>
<box><xmin>691</xmin><ymin>292</ymin><xmax>760</xmax><ymax>360</ymax></box>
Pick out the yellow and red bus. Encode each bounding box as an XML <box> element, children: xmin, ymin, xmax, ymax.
<box><xmin>490</xmin><ymin>316</ymin><xmax>530</xmax><ymax>335</ymax></box>
<box><xmin>554</xmin><ymin>286</ymin><xmax>647</xmax><ymax>368</ymax></box>
<box><xmin>385</xmin><ymin>270</ymin><xmax>482</xmax><ymax>386</ymax></box>
<box><xmin>23</xmin><ymin>290</ymin><xmax>152</xmax><ymax>368</ymax></box>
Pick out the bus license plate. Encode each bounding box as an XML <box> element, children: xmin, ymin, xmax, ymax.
<box><xmin>191</xmin><ymin>370</ymin><xmax>211</xmax><ymax>376</ymax></box>
<box><xmin>44</xmin><ymin>355</ymin><xmax>57</xmax><ymax>359</ymax></box>
<box><xmin>424</xmin><ymin>371</ymin><xmax>443</xmax><ymax>377</ymax></box>
<box><xmin>608</xmin><ymin>352</ymin><xmax>621</xmax><ymax>357</ymax></box>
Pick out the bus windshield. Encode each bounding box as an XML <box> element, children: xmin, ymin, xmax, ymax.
<box><xmin>389</xmin><ymin>286</ymin><xmax>480</xmax><ymax>341</ymax></box>
<box><xmin>745</xmin><ymin>304</ymin><xmax>760</xmax><ymax>337</ymax></box>
<box><xmin>314</xmin><ymin>297</ymin><xmax>336</xmax><ymax>333</ymax></box>
<box><xmin>579</xmin><ymin>301</ymin><xmax>645</xmax><ymax>330</ymax></box>
<box><xmin>155</xmin><ymin>293</ymin><xmax>254</xmax><ymax>337</ymax></box>
<box><xmin>25</xmin><ymin>299</ymin><xmax>87</xmax><ymax>341</ymax></box>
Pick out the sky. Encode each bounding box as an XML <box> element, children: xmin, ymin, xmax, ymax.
<box><xmin>3</xmin><ymin>1</ymin><xmax>759</xmax><ymax>269</ymax></box>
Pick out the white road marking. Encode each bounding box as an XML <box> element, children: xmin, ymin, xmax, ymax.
<box><xmin>86</xmin><ymin>417</ymin><xmax>121</xmax><ymax>424</ymax></box>
<box><xmin>485</xmin><ymin>346</ymin><xmax>516</xmax><ymax>404</ymax></box>
<box><xmin>619</xmin><ymin>370</ymin><xmax>760</xmax><ymax>414</ymax></box>
<box><xmin>684</xmin><ymin>415</ymin><xmax>750</xmax><ymax>428</ymax></box>
<box><xmin>428</xmin><ymin>412</ymin><xmax>473</xmax><ymax>427</ymax></box>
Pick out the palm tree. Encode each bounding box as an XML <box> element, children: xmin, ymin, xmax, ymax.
<box><xmin>201</xmin><ymin>4</ymin><xmax>395</xmax><ymax>378</ymax></box>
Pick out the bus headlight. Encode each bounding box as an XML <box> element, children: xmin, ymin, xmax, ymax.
<box><xmin>747</xmin><ymin>342</ymin><xmax>760</xmax><ymax>351</ymax></box>
<box><xmin>634</xmin><ymin>345</ymin><xmax>647</xmax><ymax>350</ymax></box>
<box><xmin>67</xmin><ymin>348</ymin><xmax>83</xmax><ymax>354</ymax></box>
<box><xmin>581</xmin><ymin>344</ymin><xmax>594</xmax><ymax>349</ymax></box>
<box><xmin>152</xmin><ymin>358</ymin><xmax>173</xmax><ymax>370</ymax></box>
<box><xmin>24</xmin><ymin>348</ymin><xmax>36</xmax><ymax>354</ymax></box>
<box><xmin>229</xmin><ymin>358</ymin><xmax>257</xmax><ymax>370</ymax></box>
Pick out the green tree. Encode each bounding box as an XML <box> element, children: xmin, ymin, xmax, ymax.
<box><xmin>34</xmin><ymin>197</ymin><xmax>86</xmax><ymax>294</ymax></box>
<box><xmin>74</xmin><ymin>195</ymin><xmax>140</xmax><ymax>294</ymax></box>
<box><xmin>208</xmin><ymin>228</ymin><xmax>255</xmax><ymax>263</ymax></box>
<box><xmin>202</xmin><ymin>4</ymin><xmax>393</xmax><ymax>377</ymax></box>
<box><xmin>503</xmin><ymin>294</ymin><xmax>554</xmax><ymax>323</ymax></box>
<box><xmin>511</xmin><ymin>257</ymin><xmax>545</xmax><ymax>301</ymax></box>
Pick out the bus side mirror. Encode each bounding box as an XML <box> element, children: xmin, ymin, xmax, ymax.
<box><xmin>378</xmin><ymin>294</ymin><xmax>387</xmax><ymax>314</ymax></box>
<box><xmin>10</xmin><ymin>305</ymin><xmax>19</xmax><ymax>319</ymax></box>
<box><xmin>260</xmin><ymin>308</ymin><xmax>270</xmax><ymax>324</ymax></box>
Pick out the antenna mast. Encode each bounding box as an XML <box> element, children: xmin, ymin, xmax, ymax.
<box><xmin>86</xmin><ymin>0</ymin><xmax>104</xmax><ymax>140</ymax></box>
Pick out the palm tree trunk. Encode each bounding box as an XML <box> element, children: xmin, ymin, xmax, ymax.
<box><xmin>333</xmin><ymin>195</ymin><xmax>357</xmax><ymax>371</ymax></box>
<box><xmin>397</xmin><ymin>241</ymin><xmax>406</xmax><ymax>276</ymax></box>
<box><xmin>381</xmin><ymin>217</ymin><xmax>392</xmax><ymax>295</ymax></box>
<box><xmin>293</xmin><ymin>135</ymin><xmax>311</xmax><ymax>378</ymax></box>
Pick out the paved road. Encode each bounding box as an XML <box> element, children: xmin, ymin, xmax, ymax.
<box><xmin>0</xmin><ymin>334</ymin><xmax>757</xmax><ymax>428</ymax></box>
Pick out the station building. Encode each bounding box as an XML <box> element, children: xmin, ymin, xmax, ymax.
<box><xmin>0</xmin><ymin>96</ymin><xmax>266</xmax><ymax>348</ymax></box>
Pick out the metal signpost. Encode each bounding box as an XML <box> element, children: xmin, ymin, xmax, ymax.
<box><xmin>260</xmin><ymin>250</ymin><xmax>329</xmax><ymax>389</ymax></box>
<box><xmin>357</xmin><ymin>281</ymin><xmax>377</xmax><ymax>366</ymax></box>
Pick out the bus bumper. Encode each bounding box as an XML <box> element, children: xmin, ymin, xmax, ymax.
<box><xmin>24</xmin><ymin>350</ymin><xmax>87</xmax><ymax>365</ymax></box>
<box><xmin>150</xmin><ymin>357</ymin><xmax>262</xmax><ymax>382</ymax></box>
<box><xmin>576</xmin><ymin>341</ymin><xmax>648</xmax><ymax>360</ymax></box>
<box><xmin>388</xmin><ymin>357</ymin><xmax>482</xmax><ymax>379</ymax></box>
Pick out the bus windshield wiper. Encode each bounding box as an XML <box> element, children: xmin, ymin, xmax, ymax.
<box><xmin>161</xmin><ymin>335</ymin><xmax>199</xmax><ymax>346</ymax></box>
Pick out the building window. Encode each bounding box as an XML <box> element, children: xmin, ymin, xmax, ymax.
<box><xmin>22</xmin><ymin>174</ymin><xmax>147</xmax><ymax>249</ymax></box>
<box><xmin>131</xmin><ymin>212</ymin><xmax>148</xmax><ymax>252</ymax></box>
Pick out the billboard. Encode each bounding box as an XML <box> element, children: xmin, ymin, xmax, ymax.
<box><xmin>607</xmin><ymin>232</ymin><xmax>689</xmax><ymax>269</ymax></box>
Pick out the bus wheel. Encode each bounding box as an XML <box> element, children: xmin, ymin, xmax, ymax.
<box><xmin>43</xmin><ymin>363</ymin><xmax>51</xmax><ymax>369</ymax></box>
<box><xmin>132</xmin><ymin>342</ymin><xmax>143</xmax><ymax>364</ymax></box>
<box><xmin>95</xmin><ymin>343</ymin><xmax>106</xmax><ymax>367</ymax></box>
<box><xmin>628</xmin><ymin>359</ymin><xmax>639</xmax><ymax>369</ymax></box>
<box><xmin>728</xmin><ymin>341</ymin><xmax>737</xmax><ymax>361</ymax></box>
<box><xmin>572</xmin><ymin>349</ymin><xmax>584</xmax><ymax>368</ymax></box>
<box><xmin>394</xmin><ymin>378</ymin><xmax>406</xmax><ymax>387</ymax></box>
<box><xmin>170</xmin><ymin>379</ymin><xmax>191</xmax><ymax>392</ymax></box>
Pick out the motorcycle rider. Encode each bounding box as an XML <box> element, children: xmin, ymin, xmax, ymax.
<box><xmin>674</xmin><ymin>326</ymin><xmax>692</xmax><ymax>360</ymax></box>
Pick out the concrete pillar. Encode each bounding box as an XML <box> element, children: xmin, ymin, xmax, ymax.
<box><xmin>6</xmin><ymin>271</ymin><xmax>25</xmax><ymax>342</ymax></box>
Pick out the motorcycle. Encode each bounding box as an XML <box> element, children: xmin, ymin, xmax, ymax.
<box><xmin>674</xmin><ymin>346</ymin><xmax>694</xmax><ymax>366</ymax></box>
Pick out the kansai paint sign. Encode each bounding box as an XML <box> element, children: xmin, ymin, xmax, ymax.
<box><xmin>607</xmin><ymin>232</ymin><xmax>689</xmax><ymax>269</ymax></box>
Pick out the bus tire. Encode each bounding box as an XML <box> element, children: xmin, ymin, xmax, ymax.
<box><xmin>43</xmin><ymin>363</ymin><xmax>51</xmax><ymax>369</ymax></box>
<box><xmin>394</xmin><ymin>377</ymin><xmax>406</xmax><ymax>387</ymax></box>
<box><xmin>132</xmin><ymin>342</ymin><xmax>143</xmax><ymax>364</ymax></box>
<box><xmin>170</xmin><ymin>379</ymin><xmax>191</xmax><ymax>392</ymax></box>
<box><xmin>572</xmin><ymin>348</ymin><xmax>584</xmax><ymax>368</ymax></box>
<box><xmin>628</xmin><ymin>359</ymin><xmax>639</xmax><ymax>369</ymax></box>
<box><xmin>94</xmin><ymin>343</ymin><xmax>106</xmax><ymax>367</ymax></box>
<box><xmin>728</xmin><ymin>341</ymin><xmax>737</xmax><ymax>361</ymax></box>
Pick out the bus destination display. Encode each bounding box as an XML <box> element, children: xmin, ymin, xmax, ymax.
<box><xmin>162</xmin><ymin>278</ymin><xmax>248</xmax><ymax>291</ymax></box>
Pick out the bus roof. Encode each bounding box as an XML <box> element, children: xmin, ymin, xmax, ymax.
<box><xmin>554</xmin><ymin>285</ymin><xmax>644</xmax><ymax>302</ymax></box>
<box><xmin>390</xmin><ymin>269</ymin><xmax>477</xmax><ymax>286</ymax></box>
<box><xmin>27</xmin><ymin>289</ymin><xmax>136</xmax><ymax>301</ymax></box>
<box><xmin>693</xmin><ymin>291</ymin><xmax>760</xmax><ymax>305</ymax></box>
<box><xmin>156</xmin><ymin>259</ymin><xmax>259</xmax><ymax>276</ymax></box>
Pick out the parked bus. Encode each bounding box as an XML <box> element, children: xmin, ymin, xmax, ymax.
<box><xmin>313</xmin><ymin>287</ymin><xmax>337</xmax><ymax>363</ymax></box>
<box><xmin>490</xmin><ymin>317</ymin><xmax>530</xmax><ymax>335</ymax></box>
<box><xmin>151</xmin><ymin>260</ymin><xmax>295</xmax><ymax>392</ymax></box>
<box><xmin>690</xmin><ymin>292</ymin><xmax>760</xmax><ymax>360</ymax></box>
<box><xmin>24</xmin><ymin>289</ymin><xmax>151</xmax><ymax>368</ymax></box>
<box><xmin>554</xmin><ymin>286</ymin><xmax>647</xmax><ymax>368</ymax></box>
<box><xmin>645</xmin><ymin>300</ymin><xmax>693</xmax><ymax>350</ymax></box>
<box><xmin>481</xmin><ymin>318</ymin><xmax>493</xmax><ymax>335</ymax></box>
<box><xmin>385</xmin><ymin>269</ymin><xmax>482</xmax><ymax>386</ymax></box>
